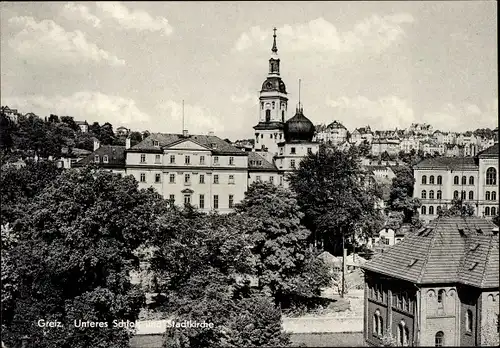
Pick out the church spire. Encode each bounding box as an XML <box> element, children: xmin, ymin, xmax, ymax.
<box><xmin>271</xmin><ymin>27</ymin><xmax>278</xmax><ymax>54</ymax></box>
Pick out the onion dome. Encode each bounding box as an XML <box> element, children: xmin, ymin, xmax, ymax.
<box><xmin>284</xmin><ymin>107</ymin><xmax>315</xmax><ymax>142</ymax></box>
<box><xmin>261</xmin><ymin>77</ymin><xmax>287</xmax><ymax>93</ymax></box>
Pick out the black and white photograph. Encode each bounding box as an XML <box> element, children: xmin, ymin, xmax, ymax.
<box><xmin>0</xmin><ymin>1</ymin><xmax>498</xmax><ymax>347</ymax></box>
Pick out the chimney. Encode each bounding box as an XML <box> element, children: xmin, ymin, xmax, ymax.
<box><xmin>183</xmin><ymin>130</ymin><xmax>189</xmax><ymax>137</ymax></box>
<box><xmin>125</xmin><ymin>138</ymin><xmax>131</xmax><ymax>149</ymax></box>
<box><xmin>93</xmin><ymin>139</ymin><xmax>100</xmax><ymax>151</ymax></box>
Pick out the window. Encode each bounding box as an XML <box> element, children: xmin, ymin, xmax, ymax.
<box><xmin>184</xmin><ymin>194</ymin><xmax>191</xmax><ymax>205</ymax></box>
<box><xmin>461</xmin><ymin>190</ymin><xmax>466</xmax><ymax>200</ymax></box>
<box><xmin>184</xmin><ymin>173</ymin><xmax>191</xmax><ymax>184</ymax></box>
<box><xmin>265</xmin><ymin>109</ymin><xmax>271</xmax><ymax>122</ymax></box>
<box><xmin>454</xmin><ymin>176</ymin><xmax>459</xmax><ymax>185</ymax></box>
<box><xmin>199</xmin><ymin>174</ymin><xmax>205</xmax><ymax>184</ymax></box>
<box><xmin>429</xmin><ymin>206</ymin><xmax>434</xmax><ymax>215</ymax></box>
<box><xmin>269</xmin><ymin>176</ymin><xmax>274</xmax><ymax>184</ymax></box>
<box><xmin>373</xmin><ymin>309</ymin><xmax>383</xmax><ymax>337</ymax></box>
<box><xmin>280</xmin><ymin>176</ymin><xmax>283</xmax><ymax>186</ymax></box>
<box><xmin>291</xmin><ymin>147</ymin><xmax>296</xmax><ymax>154</ymax></box>
<box><xmin>435</xmin><ymin>331</ymin><xmax>444</xmax><ymax>347</ymax></box>
<box><xmin>214</xmin><ymin>174</ymin><xmax>219</xmax><ymax>184</ymax></box>
<box><xmin>229</xmin><ymin>194</ymin><xmax>234</xmax><ymax>208</ymax></box>
<box><xmin>213</xmin><ymin>156</ymin><xmax>219</xmax><ymax>165</ymax></box>
<box><xmin>256</xmin><ymin>175</ymin><xmax>261</xmax><ymax>182</ymax></box>
<box><xmin>492</xmin><ymin>191</ymin><xmax>497</xmax><ymax>201</ymax></box>
<box><xmin>185</xmin><ymin>155</ymin><xmax>190</xmax><ymax>165</ymax></box>
<box><xmin>421</xmin><ymin>190</ymin><xmax>427</xmax><ymax>199</ymax></box>
<box><xmin>486</xmin><ymin>167</ymin><xmax>496</xmax><ymax>185</ymax></box>
<box><xmin>282</xmin><ymin>111</ymin><xmax>285</xmax><ymax>122</ymax></box>
<box><xmin>155</xmin><ymin>173</ymin><xmax>161</xmax><ymax>183</ymax></box>
<box><xmin>155</xmin><ymin>154</ymin><xmax>161</xmax><ymax>163</ymax></box>
<box><xmin>102</xmin><ymin>155</ymin><xmax>108</xmax><ymax>163</ymax></box>
<box><xmin>261</xmin><ymin>102</ymin><xmax>264</xmax><ymax>110</ymax></box>
<box><xmin>272</xmin><ymin>101</ymin><xmax>275</xmax><ymax>109</ymax></box>
<box><xmin>421</xmin><ymin>206</ymin><xmax>427</xmax><ymax>215</ymax></box>
<box><xmin>437</xmin><ymin>289</ymin><xmax>445</xmax><ymax>308</ymax></box>
<box><xmin>437</xmin><ymin>190</ymin><xmax>442</xmax><ymax>200</ymax></box>
<box><xmin>140</xmin><ymin>173</ymin><xmax>146</xmax><ymax>182</ymax></box>
<box><xmin>429</xmin><ymin>175</ymin><xmax>435</xmax><ymax>184</ymax></box>
<box><xmin>307</xmin><ymin>147</ymin><xmax>312</xmax><ymax>154</ymax></box>
<box><xmin>469</xmin><ymin>191</ymin><xmax>474</xmax><ymax>200</ymax></box>
<box><xmin>437</xmin><ymin>175</ymin><xmax>442</xmax><ymax>185</ymax></box>
<box><xmin>169</xmin><ymin>174</ymin><xmax>175</xmax><ymax>183</ymax></box>
<box><xmin>462</xmin><ymin>176</ymin><xmax>467</xmax><ymax>185</ymax></box>
<box><xmin>466</xmin><ymin>309</ymin><xmax>473</xmax><ymax>332</ymax></box>
<box><xmin>437</xmin><ymin>206</ymin><xmax>442</xmax><ymax>214</ymax></box>
<box><xmin>422</xmin><ymin>175</ymin><xmax>427</xmax><ymax>185</ymax></box>
<box><xmin>270</xmin><ymin>134</ymin><xmax>273</xmax><ymax>138</ymax></box>
<box><xmin>279</xmin><ymin>148</ymin><xmax>284</xmax><ymax>155</ymax></box>
<box><xmin>200</xmin><ymin>155</ymin><xmax>205</xmax><ymax>165</ymax></box>
<box><xmin>169</xmin><ymin>194</ymin><xmax>175</xmax><ymax>204</ymax></box>
<box><xmin>290</xmin><ymin>159</ymin><xmax>296</xmax><ymax>168</ymax></box>
<box><xmin>153</xmin><ymin>140</ymin><xmax>159</xmax><ymax>147</ymax></box>
<box><xmin>398</xmin><ymin>321</ymin><xmax>409</xmax><ymax>347</ymax></box>
<box><xmin>486</xmin><ymin>191</ymin><xmax>491</xmax><ymax>200</ymax></box>
<box><xmin>170</xmin><ymin>155</ymin><xmax>175</xmax><ymax>164</ymax></box>
<box><xmin>229</xmin><ymin>156</ymin><xmax>234</xmax><ymax>165</ymax></box>
<box><xmin>199</xmin><ymin>194</ymin><xmax>205</xmax><ymax>209</ymax></box>
<box><xmin>485</xmin><ymin>207</ymin><xmax>490</xmax><ymax>216</ymax></box>
<box><xmin>429</xmin><ymin>190</ymin><xmax>435</xmax><ymax>199</ymax></box>
<box><xmin>454</xmin><ymin>190</ymin><xmax>459</xmax><ymax>199</ymax></box>
<box><xmin>141</xmin><ymin>154</ymin><xmax>146</xmax><ymax>163</ymax></box>
<box><xmin>469</xmin><ymin>176</ymin><xmax>474</xmax><ymax>185</ymax></box>
<box><xmin>213</xmin><ymin>195</ymin><xmax>219</xmax><ymax>209</ymax></box>
<box><xmin>229</xmin><ymin>174</ymin><xmax>235</xmax><ymax>184</ymax></box>
<box><xmin>492</xmin><ymin>207</ymin><xmax>497</xmax><ymax>216</ymax></box>
<box><xmin>94</xmin><ymin>155</ymin><xmax>100</xmax><ymax>162</ymax></box>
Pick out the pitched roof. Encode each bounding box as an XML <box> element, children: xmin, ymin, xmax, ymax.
<box><xmin>413</xmin><ymin>157</ymin><xmax>478</xmax><ymax>170</ymax></box>
<box><xmin>362</xmin><ymin>216</ymin><xmax>499</xmax><ymax>288</ymax></box>
<box><xmin>326</xmin><ymin>120</ymin><xmax>347</xmax><ymax>130</ymax></box>
<box><xmin>248</xmin><ymin>151</ymin><xmax>278</xmax><ymax>171</ymax></box>
<box><xmin>130</xmin><ymin>133</ymin><xmax>245</xmax><ymax>155</ymax></box>
<box><xmin>478</xmin><ymin>143</ymin><xmax>499</xmax><ymax>158</ymax></box>
<box><xmin>74</xmin><ymin>145</ymin><xmax>126</xmax><ymax>168</ymax></box>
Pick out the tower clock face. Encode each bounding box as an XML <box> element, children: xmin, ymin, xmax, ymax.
<box><xmin>266</xmin><ymin>82</ymin><xmax>273</xmax><ymax>89</ymax></box>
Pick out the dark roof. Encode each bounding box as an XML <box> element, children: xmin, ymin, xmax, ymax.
<box><xmin>326</xmin><ymin>120</ymin><xmax>347</xmax><ymax>130</ymax></box>
<box><xmin>74</xmin><ymin>145</ymin><xmax>126</xmax><ymax>168</ymax></box>
<box><xmin>414</xmin><ymin>157</ymin><xmax>478</xmax><ymax>170</ymax></box>
<box><xmin>248</xmin><ymin>151</ymin><xmax>278</xmax><ymax>171</ymax></box>
<box><xmin>478</xmin><ymin>143</ymin><xmax>499</xmax><ymax>158</ymax></box>
<box><xmin>362</xmin><ymin>216</ymin><xmax>499</xmax><ymax>288</ymax></box>
<box><xmin>130</xmin><ymin>133</ymin><xmax>246</xmax><ymax>155</ymax></box>
<box><xmin>253</xmin><ymin>122</ymin><xmax>285</xmax><ymax>131</ymax></box>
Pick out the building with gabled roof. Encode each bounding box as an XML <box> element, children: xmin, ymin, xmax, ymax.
<box><xmin>361</xmin><ymin>216</ymin><xmax>499</xmax><ymax>347</ymax></box>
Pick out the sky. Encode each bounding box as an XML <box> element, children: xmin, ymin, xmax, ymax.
<box><xmin>0</xmin><ymin>1</ymin><xmax>498</xmax><ymax>140</ymax></box>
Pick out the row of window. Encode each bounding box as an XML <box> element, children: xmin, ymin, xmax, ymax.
<box><xmin>170</xmin><ymin>194</ymin><xmax>234</xmax><ymax>209</ymax></box>
<box><xmin>261</xmin><ymin>101</ymin><xmax>286</xmax><ymax>110</ymax></box>
<box><xmin>421</xmin><ymin>175</ymin><xmax>443</xmax><ymax>185</ymax></box>
<box><xmin>369</xmin><ymin>284</ymin><xmax>414</xmax><ymax>313</ymax></box>
<box><xmin>421</xmin><ymin>168</ymin><xmax>497</xmax><ymax>186</ymax></box>
<box><xmin>256</xmin><ymin>132</ymin><xmax>283</xmax><ymax>142</ymax></box>
<box><xmin>139</xmin><ymin>173</ymin><xmax>236</xmax><ymax>185</ymax></box>
<box><xmin>421</xmin><ymin>190</ymin><xmax>497</xmax><ymax>201</ymax></box>
<box><xmin>278</xmin><ymin>147</ymin><xmax>313</xmax><ymax>155</ymax></box>
<box><xmin>139</xmin><ymin>154</ymin><xmax>234</xmax><ymax>166</ymax></box>
<box><xmin>421</xmin><ymin>205</ymin><xmax>497</xmax><ymax>216</ymax></box>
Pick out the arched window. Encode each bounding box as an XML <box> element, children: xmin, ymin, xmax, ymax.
<box><xmin>437</xmin><ymin>190</ymin><xmax>442</xmax><ymax>200</ymax></box>
<box><xmin>485</xmin><ymin>207</ymin><xmax>490</xmax><ymax>216</ymax></box>
<box><xmin>435</xmin><ymin>331</ymin><xmax>444</xmax><ymax>347</ymax></box>
<box><xmin>492</xmin><ymin>192</ymin><xmax>497</xmax><ymax>201</ymax></box>
<box><xmin>421</xmin><ymin>190</ymin><xmax>427</xmax><ymax>199</ymax></box>
<box><xmin>492</xmin><ymin>207</ymin><xmax>497</xmax><ymax>216</ymax></box>
<box><xmin>265</xmin><ymin>109</ymin><xmax>271</xmax><ymax>122</ymax></box>
<box><xmin>454</xmin><ymin>176</ymin><xmax>459</xmax><ymax>185</ymax></box>
<box><xmin>486</xmin><ymin>191</ymin><xmax>491</xmax><ymax>200</ymax></box>
<box><xmin>422</xmin><ymin>175</ymin><xmax>427</xmax><ymax>185</ymax></box>
<box><xmin>466</xmin><ymin>309</ymin><xmax>473</xmax><ymax>332</ymax></box>
<box><xmin>469</xmin><ymin>176</ymin><xmax>474</xmax><ymax>185</ymax></box>
<box><xmin>469</xmin><ymin>191</ymin><xmax>474</xmax><ymax>200</ymax></box>
<box><xmin>429</xmin><ymin>175</ymin><xmax>435</xmax><ymax>184</ymax></box>
<box><xmin>461</xmin><ymin>190</ymin><xmax>466</xmax><ymax>200</ymax></box>
<box><xmin>462</xmin><ymin>176</ymin><xmax>467</xmax><ymax>185</ymax></box>
<box><xmin>429</xmin><ymin>206</ymin><xmax>434</xmax><ymax>215</ymax></box>
<box><xmin>421</xmin><ymin>206</ymin><xmax>427</xmax><ymax>215</ymax></box>
<box><xmin>429</xmin><ymin>190</ymin><xmax>435</xmax><ymax>199</ymax></box>
<box><xmin>486</xmin><ymin>167</ymin><xmax>497</xmax><ymax>185</ymax></box>
<box><xmin>437</xmin><ymin>175</ymin><xmax>442</xmax><ymax>185</ymax></box>
<box><xmin>454</xmin><ymin>190</ymin><xmax>459</xmax><ymax>199</ymax></box>
<box><xmin>437</xmin><ymin>289</ymin><xmax>445</xmax><ymax>308</ymax></box>
<box><xmin>373</xmin><ymin>309</ymin><xmax>383</xmax><ymax>336</ymax></box>
<box><xmin>281</xmin><ymin>110</ymin><xmax>285</xmax><ymax>122</ymax></box>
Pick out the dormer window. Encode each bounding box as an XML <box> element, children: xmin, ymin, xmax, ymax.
<box><xmin>94</xmin><ymin>155</ymin><xmax>100</xmax><ymax>163</ymax></box>
<box><xmin>153</xmin><ymin>140</ymin><xmax>159</xmax><ymax>147</ymax></box>
<box><xmin>103</xmin><ymin>155</ymin><xmax>109</xmax><ymax>163</ymax></box>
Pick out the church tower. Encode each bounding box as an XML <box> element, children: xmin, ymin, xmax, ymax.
<box><xmin>253</xmin><ymin>28</ymin><xmax>288</xmax><ymax>155</ymax></box>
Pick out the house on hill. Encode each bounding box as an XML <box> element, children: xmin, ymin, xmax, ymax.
<box><xmin>361</xmin><ymin>216</ymin><xmax>499</xmax><ymax>347</ymax></box>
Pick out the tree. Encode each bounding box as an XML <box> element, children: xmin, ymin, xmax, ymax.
<box><xmin>388</xmin><ymin>166</ymin><xmax>421</xmax><ymax>224</ymax></box>
<box><xmin>438</xmin><ymin>199</ymin><xmax>475</xmax><ymax>217</ymax></box>
<box><xmin>99</xmin><ymin>122</ymin><xmax>115</xmax><ymax>145</ymax></box>
<box><xmin>2</xmin><ymin>168</ymin><xmax>166</xmax><ymax>348</ymax></box>
<box><xmin>492</xmin><ymin>215</ymin><xmax>499</xmax><ymax>227</ymax></box>
<box><xmin>0</xmin><ymin>112</ymin><xmax>14</xmax><ymax>152</ymax></box>
<box><xmin>287</xmin><ymin>145</ymin><xmax>384</xmax><ymax>254</ymax></box>
<box><xmin>89</xmin><ymin>122</ymin><xmax>101</xmax><ymax>139</ymax></box>
<box><xmin>74</xmin><ymin>132</ymin><xmax>96</xmax><ymax>152</ymax></box>
<box><xmin>234</xmin><ymin>182</ymin><xmax>331</xmax><ymax>306</ymax></box>
<box><xmin>129</xmin><ymin>131</ymin><xmax>143</xmax><ymax>147</ymax></box>
<box><xmin>60</xmin><ymin>116</ymin><xmax>79</xmax><ymax>131</ymax></box>
<box><xmin>358</xmin><ymin>140</ymin><xmax>371</xmax><ymax>157</ymax></box>
<box><xmin>48</xmin><ymin>114</ymin><xmax>60</xmax><ymax>123</ymax></box>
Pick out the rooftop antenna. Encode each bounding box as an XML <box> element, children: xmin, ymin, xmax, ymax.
<box><xmin>182</xmin><ymin>100</ymin><xmax>188</xmax><ymax>137</ymax></box>
<box><xmin>298</xmin><ymin>79</ymin><xmax>302</xmax><ymax>112</ymax></box>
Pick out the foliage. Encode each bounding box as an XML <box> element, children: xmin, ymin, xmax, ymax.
<box><xmin>1</xmin><ymin>168</ymin><xmax>165</xmax><ymax>348</ymax></box>
<box><xmin>128</xmin><ymin>131</ymin><xmax>143</xmax><ymax>146</ymax></box>
<box><xmin>0</xmin><ymin>112</ymin><xmax>15</xmax><ymax>151</ymax></box>
<box><xmin>473</xmin><ymin>128</ymin><xmax>495</xmax><ymax>139</ymax></box>
<box><xmin>388</xmin><ymin>165</ymin><xmax>421</xmax><ymax>224</ymax></box>
<box><xmin>438</xmin><ymin>198</ymin><xmax>475</xmax><ymax>217</ymax></box>
<box><xmin>492</xmin><ymin>215</ymin><xmax>499</xmax><ymax>227</ymax></box>
<box><xmin>358</xmin><ymin>140</ymin><xmax>371</xmax><ymax>157</ymax></box>
<box><xmin>287</xmin><ymin>144</ymin><xmax>384</xmax><ymax>254</ymax></box>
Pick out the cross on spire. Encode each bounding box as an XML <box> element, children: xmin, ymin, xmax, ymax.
<box><xmin>271</xmin><ymin>27</ymin><xmax>278</xmax><ymax>53</ymax></box>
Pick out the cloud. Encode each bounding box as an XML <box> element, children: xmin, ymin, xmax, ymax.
<box><xmin>8</xmin><ymin>16</ymin><xmax>125</xmax><ymax>66</ymax></box>
<box><xmin>60</xmin><ymin>3</ymin><xmax>101</xmax><ymax>28</ymax></box>
<box><xmin>234</xmin><ymin>14</ymin><xmax>414</xmax><ymax>53</ymax></box>
<box><xmin>326</xmin><ymin>95</ymin><xmax>415</xmax><ymax>130</ymax></box>
<box><xmin>96</xmin><ymin>2</ymin><xmax>173</xmax><ymax>35</ymax></box>
<box><xmin>1</xmin><ymin>92</ymin><xmax>150</xmax><ymax>126</ymax></box>
<box><xmin>230</xmin><ymin>93</ymin><xmax>253</xmax><ymax>104</ymax></box>
<box><xmin>158</xmin><ymin>101</ymin><xmax>225</xmax><ymax>135</ymax></box>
